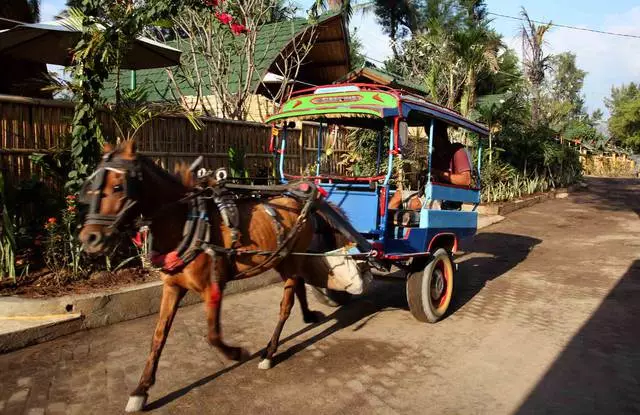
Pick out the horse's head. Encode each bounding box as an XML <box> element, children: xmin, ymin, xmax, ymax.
<box><xmin>78</xmin><ymin>140</ymin><xmax>144</xmax><ymax>254</ymax></box>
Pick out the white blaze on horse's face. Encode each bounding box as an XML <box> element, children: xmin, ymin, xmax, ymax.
<box><xmin>79</xmin><ymin>167</ymin><xmax>128</xmax><ymax>253</ymax></box>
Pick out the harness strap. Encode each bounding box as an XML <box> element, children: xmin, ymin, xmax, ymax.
<box><xmin>144</xmin><ymin>180</ymin><xmax>320</xmax><ymax>275</ymax></box>
<box><xmin>262</xmin><ymin>203</ymin><xmax>284</xmax><ymax>246</ymax></box>
<box><xmin>226</xmin><ymin>185</ymin><xmax>318</xmax><ymax>279</ymax></box>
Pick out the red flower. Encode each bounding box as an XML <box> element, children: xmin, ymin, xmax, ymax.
<box><xmin>66</xmin><ymin>195</ymin><xmax>76</xmax><ymax>201</ymax></box>
<box><xmin>67</xmin><ymin>205</ymin><xmax>77</xmax><ymax>213</ymax></box>
<box><xmin>230</xmin><ymin>22</ymin><xmax>248</xmax><ymax>35</ymax></box>
<box><xmin>204</xmin><ymin>0</ymin><xmax>219</xmax><ymax>6</ymax></box>
<box><xmin>215</xmin><ymin>12</ymin><xmax>233</xmax><ymax>25</ymax></box>
<box><xmin>47</xmin><ymin>217</ymin><xmax>57</xmax><ymax>224</ymax></box>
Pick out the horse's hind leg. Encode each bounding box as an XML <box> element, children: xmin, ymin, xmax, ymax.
<box><xmin>126</xmin><ymin>283</ymin><xmax>186</xmax><ymax>413</ymax></box>
<box><xmin>258</xmin><ymin>277</ymin><xmax>297</xmax><ymax>370</ymax></box>
<box><xmin>295</xmin><ymin>278</ymin><xmax>324</xmax><ymax>323</ymax></box>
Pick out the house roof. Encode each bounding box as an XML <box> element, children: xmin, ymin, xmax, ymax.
<box><xmin>336</xmin><ymin>66</ymin><xmax>428</xmax><ymax>97</ymax></box>
<box><xmin>103</xmin><ymin>13</ymin><xmax>350</xmax><ymax>102</ymax></box>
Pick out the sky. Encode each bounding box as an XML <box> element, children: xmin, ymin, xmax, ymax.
<box><xmin>39</xmin><ymin>0</ymin><xmax>640</xmax><ymax>117</ymax></box>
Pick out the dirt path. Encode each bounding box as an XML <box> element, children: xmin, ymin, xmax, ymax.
<box><xmin>1</xmin><ymin>177</ymin><xmax>639</xmax><ymax>415</ymax></box>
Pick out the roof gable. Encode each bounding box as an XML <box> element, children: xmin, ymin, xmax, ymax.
<box><xmin>103</xmin><ymin>13</ymin><xmax>347</xmax><ymax>103</ymax></box>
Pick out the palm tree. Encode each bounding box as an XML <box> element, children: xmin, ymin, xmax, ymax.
<box><xmin>520</xmin><ymin>7</ymin><xmax>552</xmax><ymax>126</ymax></box>
<box><xmin>372</xmin><ymin>0</ymin><xmax>418</xmax><ymax>60</ymax></box>
<box><xmin>456</xmin><ymin>25</ymin><xmax>500</xmax><ymax>115</ymax></box>
<box><xmin>308</xmin><ymin>0</ymin><xmax>353</xmax><ymax>24</ymax></box>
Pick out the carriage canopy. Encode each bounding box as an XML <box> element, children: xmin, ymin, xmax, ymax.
<box><xmin>265</xmin><ymin>84</ymin><xmax>490</xmax><ymax>137</ymax></box>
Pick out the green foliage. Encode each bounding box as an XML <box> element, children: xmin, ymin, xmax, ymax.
<box><xmin>564</xmin><ymin>121</ymin><xmax>608</xmax><ymax>150</ymax></box>
<box><xmin>539</xmin><ymin>52</ymin><xmax>587</xmax><ymax>131</ymax></box>
<box><xmin>0</xmin><ymin>171</ymin><xmax>17</xmax><ymax>281</ymax></box>
<box><xmin>349</xmin><ymin>27</ymin><xmax>366</xmax><ymax>69</ymax></box>
<box><xmin>372</xmin><ymin>0</ymin><xmax>418</xmax><ymax>58</ymax></box>
<box><xmin>228</xmin><ymin>147</ymin><xmax>250</xmax><ymax>179</ymax></box>
<box><xmin>43</xmin><ymin>195</ymin><xmax>142</xmax><ymax>282</ymax></box>
<box><xmin>606</xmin><ymin>82</ymin><xmax>640</xmax><ymax>151</ymax></box>
<box><xmin>338</xmin><ymin>129</ymin><xmax>389</xmax><ymax>177</ymax></box>
<box><xmin>65</xmin><ymin>1</ymin><xmax>211</xmax><ymax>192</ymax></box>
<box><xmin>476</xmin><ymin>47</ymin><xmax>523</xmax><ymax>97</ymax></box>
<box><xmin>43</xmin><ymin>196</ymin><xmax>86</xmax><ymax>282</ymax></box>
<box><xmin>111</xmin><ymin>86</ymin><xmax>203</xmax><ymax>142</ymax></box>
<box><xmin>389</xmin><ymin>0</ymin><xmax>500</xmax><ymax>114</ymax></box>
<box><xmin>519</xmin><ymin>7</ymin><xmax>552</xmax><ymax>126</ymax></box>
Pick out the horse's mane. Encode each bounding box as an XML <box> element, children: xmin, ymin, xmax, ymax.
<box><xmin>173</xmin><ymin>161</ymin><xmax>198</xmax><ymax>188</ymax></box>
<box><xmin>110</xmin><ymin>140</ymin><xmax>195</xmax><ymax>191</ymax></box>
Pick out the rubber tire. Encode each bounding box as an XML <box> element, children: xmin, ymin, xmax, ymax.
<box><xmin>311</xmin><ymin>286</ymin><xmax>352</xmax><ymax>307</ymax></box>
<box><xmin>406</xmin><ymin>248</ymin><xmax>454</xmax><ymax>323</ymax></box>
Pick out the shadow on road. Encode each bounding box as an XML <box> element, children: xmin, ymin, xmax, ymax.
<box><xmin>147</xmin><ymin>231</ymin><xmax>541</xmax><ymax>410</ymax></box>
<box><xmin>145</xmin><ymin>279</ymin><xmax>407</xmax><ymax>410</ymax></box>
<box><xmin>450</xmin><ymin>232</ymin><xmax>542</xmax><ymax>315</ymax></box>
<box><xmin>516</xmin><ymin>260</ymin><xmax>640</xmax><ymax>414</ymax></box>
<box><xmin>572</xmin><ymin>177</ymin><xmax>640</xmax><ymax>218</ymax></box>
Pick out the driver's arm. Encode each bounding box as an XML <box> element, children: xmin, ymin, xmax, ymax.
<box><xmin>443</xmin><ymin>147</ymin><xmax>472</xmax><ymax>186</ymax></box>
<box><xmin>441</xmin><ymin>170</ymin><xmax>471</xmax><ymax>186</ymax></box>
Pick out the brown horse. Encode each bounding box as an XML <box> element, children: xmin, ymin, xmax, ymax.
<box><xmin>78</xmin><ymin>141</ymin><xmax>362</xmax><ymax>412</ymax></box>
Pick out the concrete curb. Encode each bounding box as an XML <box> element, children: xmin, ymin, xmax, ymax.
<box><xmin>0</xmin><ymin>270</ymin><xmax>281</xmax><ymax>354</ymax></box>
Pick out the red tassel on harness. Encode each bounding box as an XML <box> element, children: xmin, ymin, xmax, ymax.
<box><xmin>209</xmin><ymin>282</ymin><xmax>221</xmax><ymax>307</ymax></box>
<box><xmin>151</xmin><ymin>250</ymin><xmax>185</xmax><ymax>272</ymax></box>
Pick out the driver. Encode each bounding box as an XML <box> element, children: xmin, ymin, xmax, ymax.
<box><xmin>388</xmin><ymin>121</ymin><xmax>472</xmax><ymax>210</ymax></box>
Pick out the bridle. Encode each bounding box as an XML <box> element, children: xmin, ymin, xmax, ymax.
<box><xmin>79</xmin><ymin>151</ymin><xmax>144</xmax><ymax>233</ymax></box>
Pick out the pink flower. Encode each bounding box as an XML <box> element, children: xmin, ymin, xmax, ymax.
<box><xmin>215</xmin><ymin>12</ymin><xmax>233</xmax><ymax>25</ymax></box>
<box><xmin>47</xmin><ymin>217</ymin><xmax>57</xmax><ymax>224</ymax></box>
<box><xmin>230</xmin><ymin>22</ymin><xmax>248</xmax><ymax>35</ymax></box>
<box><xmin>67</xmin><ymin>206</ymin><xmax>77</xmax><ymax>213</ymax></box>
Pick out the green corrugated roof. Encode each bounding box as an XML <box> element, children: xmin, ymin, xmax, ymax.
<box><xmin>104</xmin><ymin>14</ymin><xmax>339</xmax><ymax>102</ymax></box>
<box><xmin>338</xmin><ymin>66</ymin><xmax>428</xmax><ymax>96</ymax></box>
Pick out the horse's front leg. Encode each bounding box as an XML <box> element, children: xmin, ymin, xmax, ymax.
<box><xmin>258</xmin><ymin>277</ymin><xmax>297</xmax><ymax>370</ymax></box>
<box><xmin>206</xmin><ymin>281</ymin><xmax>248</xmax><ymax>361</ymax></box>
<box><xmin>126</xmin><ymin>283</ymin><xmax>186</xmax><ymax>413</ymax></box>
<box><xmin>294</xmin><ymin>278</ymin><xmax>324</xmax><ymax>323</ymax></box>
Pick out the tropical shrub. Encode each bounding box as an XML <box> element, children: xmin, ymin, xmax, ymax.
<box><xmin>43</xmin><ymin>195</ymin><xmax>86</xmax><ymax>282</ymax></box>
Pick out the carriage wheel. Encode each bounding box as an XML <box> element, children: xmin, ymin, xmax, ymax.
<box><xmin>311</xmin><ymin>286</ymin><xmax>352</xmax><ymax>307</ymax></box>
<box><xmin>406</xmin><ymin>248</ymin><xmax>454</xmax><ymax>323</ymax></box>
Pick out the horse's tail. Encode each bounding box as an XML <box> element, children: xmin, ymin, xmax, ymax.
<box><xmin>313</xmin><ymin>199</ymin><xmax>373</xmax><ymax>254</ymax></box>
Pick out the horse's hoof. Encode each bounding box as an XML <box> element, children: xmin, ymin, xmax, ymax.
<box><xmin>229</xmin><ymin>346</ymin><xmax>250</xmax><ymax>362</ymax></box>
<box><xmin>303</xmin><ymin>310</ymin><xmax>325</xmax><ymax>324</ymax></box>
<box><xmin>258</xmin><ymin>358</ymin><xmax>272</xmax><ymax>370</ymax></box>
<box><xmin>125</xmin><ymin>395</ymin><xmax>147</xmax><ymax>413</ymax></box>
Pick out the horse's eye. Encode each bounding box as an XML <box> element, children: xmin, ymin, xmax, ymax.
<box><xmin>113</xmin><ymin>184</ymin><xmax>124</xmax><ymax>192</ymax></box>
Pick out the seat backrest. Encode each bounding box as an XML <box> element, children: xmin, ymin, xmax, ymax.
<box><xmin>322</xmin><ymin>183</ymin><xmax>379</xmax><ymax>234</ymax></box>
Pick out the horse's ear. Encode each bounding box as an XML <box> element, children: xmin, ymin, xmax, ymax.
<box><xmin>103</xmin><ymin>143</ymin><xmax>113</xmax><ymax>154</ymax></box>
<box><xmin>122</xmin><ymin>140</ymin><xmax>137</xmax><ymax>159</ymax></box>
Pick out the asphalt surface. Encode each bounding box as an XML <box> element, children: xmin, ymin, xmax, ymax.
<box><xmin>1</xmin><ymin>177</ymin><xmax>639</xmax><ymax>415</ymax></box>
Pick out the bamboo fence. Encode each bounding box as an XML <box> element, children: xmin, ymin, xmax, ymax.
<box><xmin>0</xmin><ymin>94</ymin><xmax>350</xmax><ymax>187</ymax></box>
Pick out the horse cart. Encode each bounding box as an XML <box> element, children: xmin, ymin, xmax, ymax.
<box><xmin>266</xmin><ymin>83</ymin><xmax>489</xmax><ymax>323</ymax></box>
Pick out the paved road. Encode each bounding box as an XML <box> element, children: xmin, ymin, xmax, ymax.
<box><xmin>1</xmin><ymin>177</ymin><xmax>639</xmax><ymax>415</ymax></box>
